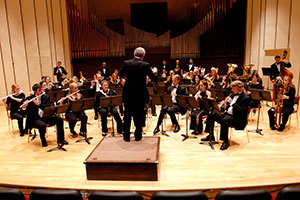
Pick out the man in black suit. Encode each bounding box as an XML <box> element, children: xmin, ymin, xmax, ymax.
<box><xmin>201</xmin><ymin>80</ymin><xmax>250</xmax><ymax>150</ymax></box>
<box><xmin>185</xmin><ymin>58</ymin><xmax>195</xmax><ymax>72</ymax></box>
<box><xmin>270</xmin><ymin>55</ymin><xmax>291</xmax><ymax>80</ymax></box>
<box><xmin>153</xmin><ymin>74</ymin><xmax>186</xmax><ymax>134</ymax></box>
<box><xmin>119</xmin><ymin>47</ymin><xmax>155</xmax><ymax>142</ymax></box>
<box><xmin>53</xmin><ymin>61</ymin><xmax>68</xmax><ymax>83</ymax></box>
<box><xmin>98</xmin><ymin>62</ymin><xmax>110</xmax><ymax>78</ymax></box>
<box><xmin>23</xmin><ymin>83</ymin><xmax>67</xmax><ymax>147</ymax></box>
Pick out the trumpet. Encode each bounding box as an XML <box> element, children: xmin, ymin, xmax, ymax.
<box><xmin>0</xmin><ymin>90</ymin><xmax>24</xmax><ymax>101</ymax></box>
<box><xmin>19</xmin><ymin>92</ymin><xmax>45</xmax><ymax>109</ymax></box>
<box><xmin>57</xmin><ymin>90</ymin><xmax>80</xmax><ymax>104</ymax></box>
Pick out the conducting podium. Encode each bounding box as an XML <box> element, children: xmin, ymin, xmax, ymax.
<box><xmin>177</xmin><ymin>95</ymin><xmax>198</xmax><ymax>141</ymax></box>
<box><xmin>99</xmin><ymin>95</ymin><xmax>123</xmax><ymax>137</ymax></box>
<box><xmin>248</xmin><ymin>89</ymin><xmax>272</xmax><ymax>135</ymax></box>
<box><xmin>200</xmin><ymin>98</ymin><xmax>220</xmax><ymax>150</ymax></box>
<box><xmin>152</xmin><ymin>94</ymin><xmax>173</xmax><ymax>137</ymax></box>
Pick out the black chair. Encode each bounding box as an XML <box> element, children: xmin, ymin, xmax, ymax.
<box><xmin>30</xmin><ymin>189</ymin><xmax>83</xmax><ymax>200</ymax></box>
<box><xmin>276</xmin><ymin>187</ymin><xmax>300</xmax><ymax>200</ymax></box>
<box><xmin>151</xmin><ymin>191</ymin><xmax>208</xmax><ymax>200</ymax></box>
<box><xmin>215</xmin><ymin>190</ymin><xmax>271</xmax><ymax>200</ymax></box>
<box><xmin>0</xmin><ymin>189</ymin><xmax>25</xmax><ymax>200</ymax></box>
<box><xmin>89</xmin><ymin>191</ymin><xmax>143</xmax><ymax>200</ymax></box>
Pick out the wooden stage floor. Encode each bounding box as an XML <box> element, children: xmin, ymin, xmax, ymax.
<box><xmin>0</xmin><ymin>104</ymin><xmax>300</xmax><ymax>194</ymax></box>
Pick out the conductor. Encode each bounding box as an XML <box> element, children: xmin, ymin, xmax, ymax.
<box><xmin>119</xmin><ymin>47</ymin><xmax>155</xmax><ymax>142</ymax></box>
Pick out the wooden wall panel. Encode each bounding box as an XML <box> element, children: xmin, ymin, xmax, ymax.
<box><xmin>289</xmin><ymin>0</ymin><xmax>300</xmax><ymax>94</ymax></box>
<box><xmin>0</xmin><ymin>0</ymin><xmax>16</xmax><ymax>94</ymax></box>
<box><xmin>52</xmin><ymin>0</ymin><xmax>65</xmax><ymax>67</ymax></box>
<box><xmin>61</xmin><ymin>0</ymin><xmax>72</xmax><ymax>76</ymax></box>
<box><xmin>6</xmin><ymin>0</ymin><xmax>30</xmax><ymax>92</ymax></box>
<box><xmin>250</xmin><ymin>0</ymin><xmax>261</xmax><ymax>67</ymax></box>
<box><xmin>264</xmin><ymin>0</ymin><xmax>277</xmax><ymax>50</ymax></box>
<box><xmin>244</xmin><ymin>0</ymin><xmax>252</xmax><ymax>65</ymax></box>
<box><xmin>46</xmin><ymin>0</ymin><xmax>56</xmax><ymax>81</ymax></box>
<box><xmin>276</xmin><ymin>0</ymin><xmax>291</xmax><ymax>49</ymax></box>
<box><xmin>21</xmin><ymin>0</ymin><xmax>42</xmax><ymax>87</ymax></box>
<box><xmin>35</xmin><ymin>0</ymin><xmax>53</xmax><ymax>78</ymax></box>
<box><xmin>0</xmin><ymin>43</ymin><xmax>8</xmax><ymax>97</ymax></box>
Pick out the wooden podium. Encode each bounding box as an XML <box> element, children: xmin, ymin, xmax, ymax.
<box><xmin>84</xmin><ymin>136</ymin><xmax>160</xmax><ymax>181</ymax></box>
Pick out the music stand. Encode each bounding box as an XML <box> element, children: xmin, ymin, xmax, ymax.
<box><xmin>152</xmin><ymin>94</ymin><xmax>172</xmax><ymax>137</ymax></box>
<box><xmin>177</xmin><ymin>95</ymin><xmax>198</xmax><ymax>141</ymax></box>
<box><xmin>42</xmin><ymin>106</ymin><xmax>68</xmax><ymax>152</ymax></box>
<box><xmin>199</xmin><ymin>98</ymin><xmax>220</xmax><ymax>150</ymax></box>
<box><xmin>109</xmin><ymin>95</ymin><xmax>123</xmax><ymax>137</ymax></box>
<box><xmin>55</xmin><ymin>90</ymin><xmax>66</xmax><ymax>104</ymax></box>
<box><xmin>247</xmin><ymin>89</ymin><xmax>264</xmax><ymax>135</ymax></box>
<box><xmin>262</xmin><ymin>67</ymin><xmax>274</xmax><ymax>91</ymax></box>
<box><xmin>186</xmin><ymin>86</ymin><xmax>197</xmax><ymax>95</ymax></box>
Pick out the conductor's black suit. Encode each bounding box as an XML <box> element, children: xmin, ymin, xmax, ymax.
<box><xmin>119</xmin><ymin>57</ymin><xmax>154</xmax><ymax>140</ymax></box>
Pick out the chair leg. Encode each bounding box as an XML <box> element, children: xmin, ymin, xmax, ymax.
<box><xmin>229</xmin><ymin>127</ymin><xmax>233</xmax><ymax>145</ymax></box>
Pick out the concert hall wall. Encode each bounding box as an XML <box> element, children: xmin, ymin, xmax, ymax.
<box><xmin>0</xmin><ymin>0</ymin><xmax>72</xmax><ymax>99</ymax></box>
<box><xmin>245</xmin><ymin>0</ymin><xmax>300</xmax><ymax>93</ymax></box>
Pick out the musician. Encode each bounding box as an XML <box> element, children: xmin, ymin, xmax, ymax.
<box><xmin>97</xmin><ymin>80</ymin><xmax>123</xmax><ymax>136</ymax></box>
<box><xmin>244</xmin><ymin>73</ymin><xmax>263</xmax><ymax>109</ymax></box>
<box><xmin>160</xmin><ymin>59</ymin><xmax>169</xmax><ymax>72</ymax></box>
<box><xmin>268</xmin><ymin>76</ymin><xmax>295</xmax><ymax>131</ymax></box>
<box><xmin>90</xmin><ymin>74</ymin><xmax>103</xmax><ymax>120</ymax></box>
<box><xmin>185</xmin><ymin>58</ymin><xmax>195</xmax><ymax>72</ymax></box>
<box><xmin>60</xmin><ymin>82</ymin><xmax>88</xmax><ymax>137</ymax></box>
<box><xmin>205</xmin><ymin>67</ymin><xmax>220</xmax><ymax>83</ymax></box>
<box><xmin>173</xmin><ymin>59</ymin><xmax>181</xmax><ymax>74</ymax></box>
<box><xmin>78</xmin><ymin>71</ymin><xmax>86</xmax><ymax>83</ymax></box>
<box><xmin>193</xmin><ymin>75</ymin><xmax>201</xmax><ymax>89</ymax></box>
<box><xmin>110</xmin><ymin>69</ymin><xmax>120</xmax><ymax>85</ymax></box>
<box><xmin>201</xmin><ymin>80</ymin><xmax>250</xmax><ymax>150</ymax></box>
<box><xmin>45</xmin><ymin>76</ymin><xmax>54</xmax><ymax>91</ymax></box>
<box><xmin>23</xmin><ymin>83</ymin><xmax>67</xmax><ymax>147</ymax></box>
<box><xmin>160</xmin><ymin>68</ymin><xmax>169</xmax><ymax>80</ymax></box>
<box><xmin>153</xmin><ymin>74</ymin><xmax>186</xmax><ymax>134</ymax></box>
<box><xmin>165</xmin><ymin>70</ymin><xmax>176</xmax><ymax>86</ymax></box>
<box><xmin>190</xmin><ymin>80</ymin><xmax>211</xmax><ymax>135</ymax></box>
<box><xmin>220</xmin><ymin>74</ymin><xmax>232</xmax><ymax>90</ymax></box>
<box><xmin>2</xmin><ymin>84</ymin><xmax>27</xmax><ymax>136</ymax></box>
<box><xmin>145</xmin><ymin>76</ymin><xmax>156</xmax><ymax>117</ymax></box>
<box><xmin>98</xmin><ymin>62</ymin><xmax>110</xmax><ymax>78</ymax></box>
<box><xmin>54</xmin><ymin>61</ymin><xmax>68</xmax><ymax>83</ymax></box>
<box><xmin>119</xmin><ymin>47</ymin><xmax>155</xmax><ymax>142</ymax></box>
<box><xmin>270</xmin><ymin>55</ymin><xmax>292</xmax><ymax>80</ymax></box>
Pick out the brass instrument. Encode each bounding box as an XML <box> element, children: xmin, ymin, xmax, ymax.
<box><xmin>240</xmin><ymin>64</ymin><xmax>254</xmax><ymax>80</ymax></box>
<box><xmin>273</xmin><ymin>77</ymin><xmax>284</xmax><ymax>127</ymax></box>
<box><xmin>227</xmin><ymin>63</ymin><xmax>239</xmax><ymax>79</ymax></box>
<box><xmin>204</xmin><ymin>76</ymin><xmax>215</xmax><ymax>88</ymax></box>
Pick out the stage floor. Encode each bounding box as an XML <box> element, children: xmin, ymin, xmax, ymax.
<box><xmin>0</xmin><ymin>104</ymin><xmax>300</xmax><ymax>194</ymax></box>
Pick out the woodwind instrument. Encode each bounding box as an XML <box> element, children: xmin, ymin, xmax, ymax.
<box><xmin>0</xmin><ymin>90</ymin><xmax>23</xmax><ymax>101</ymax></box>
<box><xmin>273</xmin><ymin>77</ymin><xmax>284</xmax><ymax>127</ymax></box>
<box><xmin>19</xmin><ymin>92</ymin><xmax>45</xmax><ymax>108</ymax></box>
<box><xmin>57</xmin><ymin>90</ymin><xmax>80</xmax><ymax>104</ymax></box>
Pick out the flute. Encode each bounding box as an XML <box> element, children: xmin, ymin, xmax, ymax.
<box><xmin>57</xmin><ymin>90</ymin><xmax>80</xmax><ymax>104</ymax></box>
<box><xmin>19</xmin><ymin>92</ymin><xmax>45</xmax><ymax>108</ymax></box>
<box><xmin>0</xmin><ymin>90</ymin><xmax>23</xmax><ymax>101</ymax></box>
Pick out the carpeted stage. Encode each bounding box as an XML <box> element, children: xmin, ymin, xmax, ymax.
<box><xmin>0</xmin><ymin>104</ymin><xmax>300</xmax><ymax>197</ymax></box>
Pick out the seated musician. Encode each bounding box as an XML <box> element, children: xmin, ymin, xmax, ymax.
<box><xmin>165</xmin><ymin>70</ymin><xmax>175</xmax><ymax>86</ymax></box>
<box><xmin>268</xmin><ymin>76</ymin><xmax>295</xmax><ymax>131</ymax></box>
<box><xmin>60</xmin><ymin>82</ymin><xmax>88</xmax><ymax>137</ymax></box>
<box><xmin>270</xmin><ymin>55</ymin><xmax>292</xmax><ymax>80</ymax></box>
<box><xmin>2</xmin><ymin>84</ymin><xmax>27</xmax><ymax>136</ymax></box>
<box><xmin>193</xmin><ymin>75</ymin><xmax>201</xmax><ymax>89</ymax></box>
<box><xmin>201</xmin><ymin>80</ymin><xmax>250</xmax><ymax>150</ymax></box>
<box><xmin>244</xmin><ymin>73</ymin><xmax>263</xmax><ymax>109</ymax></box>
<box><xmin>153</xmin><ymin>74</ymin><xmax>186</xmax><ymax>134</ymax></box>
<box><xmin>190</xmin><ymin>80</ymin><xmax>211</xmax><ymax>135</ymax></box>
<box><xmin>145</xmin><ymin>76</ymin><xmax>156</xmax><ymax>118</ymax></box>
<box><xmin>173</xmin><ymin>59</ymin><xmax>181</xmax><ymax>74</ymax></box>
<box><xmin>97</xmin><ymin>80</ymin><xmax>123</xmax><ymax>136</ymax></box>
<box><xmin>23</xmin><ymin>83</ymin><xmax>67</xmax><ymax>147</ymax></box>
<box><xmin>205</xmin><ymin>67</ymin><xmax>220</xmax><ymax>83</ymax></box>
<box><xmin>220</xmin><ymin>74</ymin><xmax>232</xmax><ymax>90</ymax></box>
<box><xmin>90</xmin><ymin>73</ymin><xmax>103</xmax><ymax>120</ymax></box>
<box><xmin>45</xmin><ymin>76</ymin><xmax>54</xmax><ymax>91</ymax></box>
<box><xmin>110</xmin><ymin>69</ymin><xmax>120</xmax><ymax>85</ymax></box>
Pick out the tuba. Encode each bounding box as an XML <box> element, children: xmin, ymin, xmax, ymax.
<box><xmin>273</xmin><ymin>76</ymin><xmax>284</xmax><ymax>127</ymax></box>
<box><xmin>241</xmin><ymin>64</ymin><xmax>254</xmax><ymax>81</ymax></box>
<box><xmin>227</xmin><ymin>63</ymin><xmax>239</xmax><ymax>79</ymax></box>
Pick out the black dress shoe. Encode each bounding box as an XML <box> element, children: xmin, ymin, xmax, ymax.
<box><xmin>94</xmin><ymin>115</ymin><xmax>98</xmax><ymax>120</ymax></box>
<box><xmin>278</xmin><ymin>125</ymin><xmax>285</xmax><ymax>131</ymax></box>
<box><xmin>174</xmin><ymin>125</ymin><xmax>180</xmax><ymax>133</ymax></box>
<box><xmin>191</xmin><ymin>131</ymin><xmax>200</xmax><ymax>135</ymax></box>
<box><xmin>270</xmin><ymin>126</ymin><xmax>277</xmax><ymax>130</ymax></box>
<box><xmin>42</xmin><ymin>142</ymin><xmax>48</xmax><ymax>147</ymax></box>
<box><xmin>201</xmin><ymin>135</ymin><xmax>215</xmax><ymax>141</ymax></box>
<box><xmin>153</xmin><ymin>127</ymin><xmax>160</xmax><ymax>134</ymax></box>
<box><xmin>220</xmin><ymin>141</ymin><xmax>230</xmax><ymax>150</ymax></box>
<box><xmin>102</xmin><ymin>132</ymin><xmax>107</xmax><ymax>137</ymax></box>
<box><xmin>135</xmin><ymin>136</ymin><xmax>142</xmax><ymax>141</ymax></box>
<box><xmin>20</xmin><ymin>132</ymin><xmax>24</xmax><ymax>137</ymax></box>
<box><xmin>59</xmin><ymin>140</ymin><xmax>69</xmax><ymax>145</ymax></box>
<box><xmin>123</xmin><ymin>137</ymin><xmax>130</xmax><ymax>142</ymax></box>
<box><xmin>152</xmin><ymin>113</ymin><xmax>157</xmax><ymax>116</ymax></box>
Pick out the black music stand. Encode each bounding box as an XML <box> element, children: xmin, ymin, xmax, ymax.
<box><xmin>186</xmin><ymin>86</ymin><xmax>197</xmax><ymax>95</ymax></box>
<box><xmin>262</xmin><ymin>67</ymin><xmax>274</xmax><ymax>91</ymax></box>
<box><xmin>71</xmin><ymin>99</ymin><xmax>93</xmax><ymax>144</ymax></box>
<box><xmin>199</xmin><ymin>98</ymin><xmax>220</xmax><ymax>150</ymax></box>
<box><xmin>215</xmin><ymin>89</ymin><xmax>231</xmax><ymax>101</ymax></box>
<box><xmin>247</xmin><ymin>89</ymin><xmax>264</xmax><ymax>135</ymax></box>
<box><xmin>110</xmin><ymin>95</ymin><xmax>123</xmax><ymax>137</ymax></box>
<box><xmin>43</xmin><ymin>106</ymin><xmax>68</xmax><ymax>152</ymax></box>
<box><xmin>152</xmin><ymin>94</ymin><xmax>172</xmax><ymax>137</ymax></box>
<box><xmin>177</xmin><ymin>95</ymin><xmax>198</xmax><ymax>141</ymax></box>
